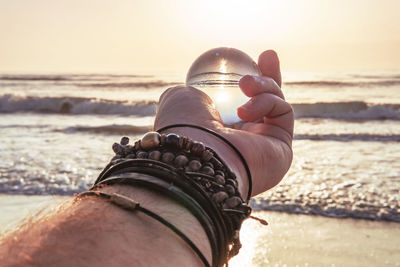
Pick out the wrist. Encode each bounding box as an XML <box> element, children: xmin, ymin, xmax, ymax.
<box><xmin>155</xmin><ymin>126</ymin><xmax>250</xmax><ymax>200</ymax></box>
<box><xmin>76</xmin><ymin>183</ymin><xmax>211</xmax><ymax>267</ymax></box>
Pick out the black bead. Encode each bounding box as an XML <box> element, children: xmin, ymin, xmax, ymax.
<box><xmin>225</xmin><ymin>184</ymin><xmax>236</xmax><ymax>195</ymax></box>
<box><xmin>215</xmin><ymin>175</ymin><xmax>225</xmax><ymax>185</ymax></box>
<box><xmin>120</xmin><ymin>136</ymin><xmax>129</xmax><ymax>145</ymax></box>
<box><xmin>134</xmin><ymin>140</ymin><xmax>141</xmax><ymax>150</ymax></box>
<box><xmin>112</xmin><ymin>143</ymin><xmax>123</xmax><ymax>154</ymax></box>
<box><xmin>201</xmin><ymin>166</ymin><xmax>215</xmax><ymax>176</ymax></box>
<box><xmin>226</xmin><ymin>179</ymin><xmax>238</xmax><ymax>188</ymax></box>
<box><xmin>124</xmin><ymin>145</ymin><xmax>135</xmax><ymax>154</ymax></box>
<box><xmin>126</xmin><ymin>153</ymin><xmax>136</xmax><ymax>159</ymax></box>
<box><xmin>215</xmin><ymin>170</ymin><xmax>225</xmax><ymax>177</ymax></box>
<box><xmin>137</xmin><ymin>151</ymin><xmax>148</xmax><ymax>159</ymax></box>
<box><xmin>165</xmin><ymin>133</ymin><xmax>180</xmax><ymax>147</ymax></box>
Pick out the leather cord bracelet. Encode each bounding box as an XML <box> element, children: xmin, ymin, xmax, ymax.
<box><xmin>84</xmin><ymin>132</ymin><xmax>255</xmax><ymax>266</ymax></box>
<box><xmin>94</xmin><ymin>171</ymin><xmax>221</xmax><ymax>267</ymax></box>
<box><xmin>77</xmin><ymin>190</ymin><xmax>210</xmax><ymax>267</ymax></box>
<box><xmin>156</xmin><ymin>124</ymin><xmax>253</xmax><ymax>201</ymax></box>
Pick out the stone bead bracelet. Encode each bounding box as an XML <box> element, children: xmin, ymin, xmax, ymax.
<box><xmin>107</xmin><ymin>132</ymin><xmax>248</xmax><ymax>211</ymax></box>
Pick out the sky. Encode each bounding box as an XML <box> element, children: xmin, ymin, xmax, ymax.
<box><xmin>0</xmin><ymin>0</ymin><xmax>399</xmax><ymax>73</ymax></box>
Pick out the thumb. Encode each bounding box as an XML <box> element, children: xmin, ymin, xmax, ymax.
<box><xmin>258</xmin><ymin>50</ymin><xmax>282</xmax><ymax>87</ymax></box>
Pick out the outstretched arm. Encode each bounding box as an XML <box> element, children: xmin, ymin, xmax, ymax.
<box><xmin>0</xmin><ymin>50</ymin><xmax>293</xmax><ymax>267</ymax></box>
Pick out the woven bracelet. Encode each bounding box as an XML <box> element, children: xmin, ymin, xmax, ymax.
<box><xmin>78</xmin><ymin>191</ymin><xmax>210</xmax><ymax>267</ymax></box>
<box><xmin>77</xmin><ymin>190</ymin><xmax>210</xmax><ymax>266</ymax></box>
<box><xmin>91</xmin><ymin>132</ymin><xmax>253</xmax><ymax>266</ymax></box>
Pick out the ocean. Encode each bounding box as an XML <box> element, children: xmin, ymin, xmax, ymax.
<box><xmin>0</xmin><ymin>71</ymin><xmax>399</xmax><ymax>222</ymax></box>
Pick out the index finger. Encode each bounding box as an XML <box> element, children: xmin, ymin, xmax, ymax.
<box><xmin>258</xmin><ymin>50</ymin><xmax>282</xmax><ymax>87</ymax></box>
<box><xmin>239</xmin><ymin>75</ymin><xmax>285</xmax><ymax>100</ymax></box>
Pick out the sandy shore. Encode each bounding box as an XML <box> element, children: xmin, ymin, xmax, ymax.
<box><xmin>1</xmin><ymin>195</ymin><xmax>399</xmax><ymax>266</ymax></box>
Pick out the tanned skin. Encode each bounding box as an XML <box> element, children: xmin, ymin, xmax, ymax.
<box><xmin>0</xmin><ymin>50</ymin><xmax>293</xmax><ymax>267</ymax></box>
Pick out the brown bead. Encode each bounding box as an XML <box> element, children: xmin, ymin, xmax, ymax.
<box><xmin>183</xmin><ymin>136</ymin><xmax>189</xmax><ymax>149</ymax></box>
<box><xmin>178</xmin><ymin>136</ymin><xmax>186</xmax><ymax>149</ymax></box>
<box><xmin>174</xmin><ymin>155</ymin><xmax>189</xmax><ymax>167</ymax></box>
<box><xmin>201</xmin><ymin>150</ymin><xmax>213</xmax><ymax>161</ymax></box>
<box><xmin>212</xmin><ymin>191</ymin><xmax>229</xmax><ymax>203</ymax></box>
<box><xmin>225</xmin><ymin>185</ymin><xmax>236</xmax><ymax>196</ymax></box>
<box><xmin>191</xmin><ymin>142</ymin><xmax>205</xmax><ymax>156</ymax></box>
<box><xmin>120</xmin><ymin>136</ymin><xmax>129</xmax><ymax>145</ymax></box>
<box><xmin>141</xmin><ymin>132</ymin><xmax>160</xmax><ymax>150</ymax></box>
<box><xmin>148</xmin><ymin>150</ymin><xmax>161</xmax><ymax>160</ymax></box>
<box><xmin>215</xmin><ymin>175</ymin><xmax>225</xmax><ymax>185</ymax></box>
<box><xmin>185</xmin><ymin>140</ymin><xmax>193</xmax><ymax>151</ymax></box>
<box><xmin>137</xmin><ymin>151</ymin><xmax>148</xmax><ymax>159</ymax></box>
<box><xmin>161</xmin><ymin>152</ymin><xmax>175</xmax><ymax>163</ymax></box>
<box><xmin>201</xmin><ymin>166</ymin><xmax>215</xmax><ymax>176</ymax></box>
<box><xmin>188</xmin><ymin>160</ymin><xmax>201</xmax><ymax>171</ymax></box>
<box><xmin>224</xmin><ymin>197</ymin><xmax>242</xmax><ymax>208</ymax></box>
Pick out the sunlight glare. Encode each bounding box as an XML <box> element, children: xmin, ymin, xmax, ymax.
<box><xmin>219</xmin><ymin>59</ymin><xmax>227</xmax><ymax>74</ymax></box>
<box><xmin>214</xmin><ymin>87</ymin><xmax>231</xmax><ymax>104</ymax></box>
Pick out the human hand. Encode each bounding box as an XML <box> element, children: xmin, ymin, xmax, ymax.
<box><xmin>154</xmin><ymin>50</ymin><xmax>294</xmax><ymax>197</ymax></box>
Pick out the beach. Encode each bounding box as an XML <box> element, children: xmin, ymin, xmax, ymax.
<box><xmin>1</xmin><ymin>195</ymin><xmax>399</xmax><ymax>266</ymax></box>
<box><xmin>1</xmin><ymin>71</ymin><xmax>399</xmax><ymax>266</ymax></box>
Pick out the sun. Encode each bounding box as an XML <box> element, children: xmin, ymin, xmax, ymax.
<box><xmin>173</xmin><ymin>0</ymin><xmax>303</xmax><ymax>46</ymax></box>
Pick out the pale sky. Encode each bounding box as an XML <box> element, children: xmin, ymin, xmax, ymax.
<box><xmin>0</xmin><ymin>0</ymin><xmax>399</xmax><ymax>73</ymax></box>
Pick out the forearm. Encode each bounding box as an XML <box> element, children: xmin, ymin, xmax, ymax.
<box><xmin>0</xmin><ymin>184</ymin><xmax>211</xmax><ymax>267</ymax></box>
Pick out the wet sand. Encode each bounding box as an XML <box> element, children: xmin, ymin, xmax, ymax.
<box><xmin>1</xmin><ymin>195</ymin><xmax>399</xmax><ymax>266</ymax></box>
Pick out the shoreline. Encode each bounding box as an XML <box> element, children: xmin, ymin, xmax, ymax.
<box><xmin>1</xmin><ymin>194</ymin><xmax>399</xmax><ymax>266</ymax></box>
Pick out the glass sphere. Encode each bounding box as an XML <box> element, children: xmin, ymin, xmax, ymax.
<box><xmin>186</xmin><ymin>47</ymin><xmax>261</xmax><ymax>124</ymax></box>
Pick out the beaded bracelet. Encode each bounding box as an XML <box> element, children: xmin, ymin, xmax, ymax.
<box><xmin>156</xmin><ymin>124</ymin><xmax>253</xmax><ymax>202</ymax></box>
<box><xmin>92</xmin><ymin>132</ymin><xmax>253</xmax><ymax>266</ymax></box>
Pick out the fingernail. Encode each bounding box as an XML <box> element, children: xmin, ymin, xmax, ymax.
<box><xmin>239</xmin><ymin>75</ymin><xmax>254</xmax><ymax>86</ymax></box>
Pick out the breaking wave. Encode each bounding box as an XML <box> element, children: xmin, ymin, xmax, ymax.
<box><xmin>293</xmin><ymin>102</ymin><xmax>400</xmax><ymax>120</ymax></box>
<box><xmin>0</xmin><ymin>94</ymin><xmax>156</xmax><ymax>116</ymax></box>
<box><xmin>1</xmin><ymin>95</ymin><xmax>400</xmax><ymax>121</ymax></box>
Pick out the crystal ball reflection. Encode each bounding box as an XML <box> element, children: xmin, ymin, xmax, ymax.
<box><xmin>186</xmin><ymin>47</ymin><xmax>261</xmax><ymax>124</ymax></box>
